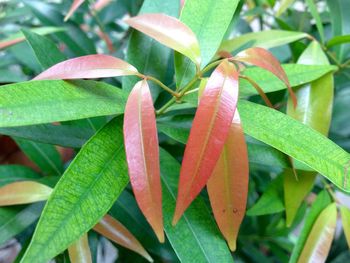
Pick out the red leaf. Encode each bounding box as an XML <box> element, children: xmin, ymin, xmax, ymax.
<box><xmin>94</xmin><ymin>215</ymin><xmax>153</xmax><ymax>262</ymax></box>
<box><xmin>33</xmin><ymin>54</ymin><xmax>139</xmax><ymax>80</ymax></box>
<box><xmin>125</xmin><ymin>13</ymin><xmax>201</xmax><ymax>67</ymax></box>
<box><xmin>173</xmin><ymin>60</ymin><xmax>239</xmax><ymax>224</ymax></box>
<box><xmin>64</xmin><ymin>0</ymin><xmax>85</xmax><ymax>22</ymax></box>
<box><xmin>207</xmin><ymin>112</ymin><xmax>249</xmax><ymax>251</ymax></box>
<box><xmin>234</xmin><ymin>47</ymin><xmax>297</xmax><ymax>107</ymax></box>
<box><xmin>123</xmin><ymin>80</ymin><xmax>164</xmax><ymax>242</ymax></box>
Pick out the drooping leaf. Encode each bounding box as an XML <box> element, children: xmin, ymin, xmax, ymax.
<box><xmin>34</xmin><ymin>54</ymin><xmax>139</xmax><ymax>80</ymax></box>
<box><xmin>14</xmin><ymin>138</ymin><xmax>63</xmax><ymax>176</ymax></box>
<box><xmin>94</xmin><ymin>214</ymin><xmax>153</xmax><ymax>262</ymax></box>
<box><xmin>22</xmin><ymin>29</ymin><xmax>66</xmax><ymax>69</ymax></box>
<box><xmin>122</xmin><ymin>0</ymin><xmax>179</xmax><ymax>100</ymax></box>
<box><xmin>125</xmin><ymin>13</ymin><xmax>201</xmax><ymax>67</ymax></box>
<box><xmin>0</xmin><ymin>181</ymin><xmax>52</xmax><ymax>206</ymax></box>
<box><xmin>175</xmin><ymin>0</ymin><xmax>240</xmax><ymax>87</ymax></box>
<box><xmin>0</xmin><ymin>165</ymin><xmax>41</xmax><ymax>187</ymax></box>
<box><xmin>298</xmin><ymin>203</ymin><xmax>337</xmax><ymax>263</ymax></box>
<box><xmin>238</xmin><ymin>100</ymin><xmax>350</xmax><ymax>193</ymax></box>
<box><xmin>67</xmin><ymin>234</ymin><xmax>92</xmax><ymax>263</ymax></box>
<box><xmin>0</xmin><ymin>27</ymin><xmax>64</xmax><ymax>50</ymax></box>
<box><xmin>20</xmin><ymin>117</ymin><xmax>129</xmax><ymax>263</ymax></box>
<box><xmin>123</xmin><ymin>80</ymin><xmax>164</xmax><ymax>242</ymax></box>
<box><xmin>219</xmin><ymin>30</ymin><xmax>308</xmax><ymax>55</ymax></box>
<box><xmin>340</xmin><ymin>206</ymin><xmax>350</xmax><ymax>249</ymax></box>
<box><xmin>160</xmin><ymin>148</ymin><xmax>233</xmax><ymax>262</ymax></box>
<box><xmin>173</xmin><ymin>60</ymin><xmax>239</xmax><ymax>224</ymax></box>
<box><xmin>234</xmin><ymin>47</ymin><xmax>297</xmax><ymax>107</ymax></box>
<box><xmin>207</xmin><ymin>112</ymin><xmax>249</xmax><ymax>251</ymax></box>
<box><xmin>0</xmin><ymin>80</ymin><xmax>127</xmax><ymax>127</ymax></box>
<box><xmin>64</xmin><ymin>0</ymin><xmax>85</xmax><ymax>21</ymax></box>
<box><xmin>246</xmin><ymin>175</ymin><xmax>284</xmax><ymax>216</ymax></box>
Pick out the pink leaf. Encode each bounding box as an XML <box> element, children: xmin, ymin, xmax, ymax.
<box><xmin>64</xmin><ymin>0</ymin><xmax>85</xmax><ymax>22</ymax></box>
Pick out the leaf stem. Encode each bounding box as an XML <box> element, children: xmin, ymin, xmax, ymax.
<box><xmin>146</xmin><ymin>76</ymin><xmax>179</xmax><ymax>98</ymax></box>
<box><xmin>156</xmin><ymin>97</ymin><xmax>177</xmax><ymax>115</ymax></box>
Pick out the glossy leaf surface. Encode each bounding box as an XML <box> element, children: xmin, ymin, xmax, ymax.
<box><xmin>0</xmin><ymin>80</ymin><xmax>127</xmax><ymax>127</ymax></box>
<box><xmin>327</xmin><ymin>35</ymin><xmax>350</xmax><ymax>48</ymax></box>
<box><xmin>207</xmin><ymin>112</ymin><xmax>249</xmax><ymax>251</ymax></box>
<box><xmin>126</xmin><ymin>13</ymin><xmax>200</xmax><ymax>66</ymax></box>
<box><xmin>21</xmin><ymin>117</ymin><xmax>129</xmax><ymax>263</ymax></box>
<box><xmin>340</xmin><ymin>206</ymin><xmax>350</xmax><ymax>249</ymax></box>
<box><xmin>235</xmin><ymin>47</ymin><xmax>297</xmax><ymax>107</ymax></box>
<box><xmin>298</xmin><ymin>203</ymin><xmax>337</xmax><ymax>263</ymax></box>
<box><xmin>173</xmin><ymin>60</ymin><xmax>239</xmax><ymax>224</ymax></box>
<box><xmin>34</xmin><ymin>54</ymin><xmax>138</xmax><ymax>80</ymax></box>
<box><xmin>124</xmin><ymin>80</ymin><xmax>163</xmax><ymax>242</ymax></box>
<box><xmin>68</xmin><ymin>234</ymin><xmax>92</xmax><ymax>263</ymax></box>
<box><xmin>239</xmin><ymin>101</ymin><xmax>350</xmax><ymax>193</ymax></box>
<box><xmin>94</xmin><ymin>214</ymin><xmax>152</xmax><ymax>262</ymax></box>
<box><xmin>64</xmin><ymin>0</ymin><xmax>85</xmax><ymax>21</ymax></box>
<box><xmin>0</xmin><ymin>181</ymin><xmax>52</xmax><ymax>206</ymax></box>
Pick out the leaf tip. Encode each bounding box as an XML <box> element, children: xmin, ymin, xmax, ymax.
<box><xmin>227</xmin><ymin>240</ymin><xmax>236</xmax><ymax>252</ymax></box>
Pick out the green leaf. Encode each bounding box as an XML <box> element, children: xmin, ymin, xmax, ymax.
<box><xmin>276</xmin><ymin>0</ymin><xmax>295</xmax><ymax>17</ymax></box>
<box><xmin>175</xmin><ymin>0</ymin><xmax>240</xmax><ymax>87</ymax></box>
<box><xmin>327</xmin><ymin>0</ymin><xmax>350</xmax><ymax>62</ymax></box>
<box><xmin>305</xmin><ymin>0</ymin><xmax>325</xmax><ymax>43</ymax></box>
<box><xmin>340</xmin><ymin>206</ymin><xmax>350</xmax><ymax>249</ymax></box>
<box><xmin>14</xmin><ymin>138</ymin><xmax>63</xmax><ymax>176</ymax></box>
<box><xmin>219</xmin><ymin>30</ymin><xmax>308</xmax><ymax>54</ymax></box>
<box><xmin>0</xmin><ymin>203</ymin><xmax>44</xmax><ymax>246</ymax></box>
<box><xmin>21</xmin><ymin>117</ymin><xmax>129</xmax><ymax>263</ymax></box>
<box><xmin>22</xmin><ymin>28</ymin><xmax>66</xmax><ymax>69</ymax></box>
<box><xmin>123</xmin><ymin>0</ymin><xmax>179</xmax><ymax>100</ymax></box>
<box><xmin>327</xmin><ymin>35</ymin><xmax>350</xmax><ymax>48</ymax></box>
<box><xmin>0</xmin><ymin>124</ymin><xmax>93</xmax><ymax>148</ymax></box>
<box><xmin>0</xmin><ymin>80</ymin><xmax>127</xmax><ymax>127</ymax></box>
<box><xmin>0</xmin><ymin>165</ymin><xmax>41</xmax><ymax>187</ymax></box>
<box><xmin>160</xmin><ymin>148</ymin><xmax>233</xmax><ymax>262</ymax></box>
<box><xmin>246</xmin><ymin>175</ymin><xmax>284</xmax><ymax>216</ymax></box>
<box><xmin>238</xmin><ymin>100</ymin><xmax>350</xmax><ymax>193</ymax></box>
<box><xmin>290</xmin><ymin>190</ymin><xmax>332</xmax><ymax>263</ymax></box>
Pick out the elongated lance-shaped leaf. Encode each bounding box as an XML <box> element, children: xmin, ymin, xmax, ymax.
<box><xmin>298</xmin><ymin>203</ymin><xmax>337</xmax><ymax>263</ymax></box>
<box><xmin>173</xmin><ymin>60</ymin><xmax>239</xmax><ymax>224</ymax></box>
<box><xmin>123</xmin><ymin>80</ymin><xmax>164</xmax><ymax>242</ymax></box>
<box><xmin>207</xmin><ymin>111</ymin><xmax>249</xmax><ymax>251</ymax></box>
<box><xmin>34</xmin><ymin>54</ymin><xmax>139</xmax><ymax>80</ymax></box>
<box><xmin>234</xmin><ymin>47</ymin><xmax>297</xmax><ymax>107</ymax></box>
<box><xmin>0</xmin><ymin>181</ymin><xmax>52</xmax><ymax>206</ymax></box>
<box><xmin>340</xmin><ymin>206</ymin><xmax>350</xmax><ymax>249</ymax></box>
<box><xmin>93</xmin><ymin>0</ymin><xmax>112</xmax><ymax>11</ymax></box>
<box><xmin>64</xmin><ymin>0</ymin><xmax>85</xmax><ymax>21</ymax></box>
<box><xmin>94</xmin><ymin>214</ymin><xmax>153</xmax><ymax>262</ymax></box>
<box><xmin>68</xmin><ymin>234</ymin><xmax>92</xmax><ymax>263</ymax></box>
<box><xmin>20</xmin><ymin>117</ymin><xmax>129</xmax><ymax>263</ymax></box>
<box><xmin>125</xmin><ymin>13</ymin><xmax>201</xmax><ymax>67</ymax></box>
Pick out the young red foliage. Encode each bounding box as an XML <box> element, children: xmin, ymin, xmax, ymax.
<box><xmin>33</xmin><ymin>54</ymin><xmax>139</xmax><ymax>80</ymax></box>
<box><xmin>123</xmin><ymin>80</ymin><xmax>164</xmax><ymax>242</ymax></box>
<box><xmin>234</xmin><ymin>47</ymin><xmax>297</xmax><ymax>107</ymax></box>
<box><xmin>207</xmin><ymin>112</ymin><xmax>249</xmax><ymax>251</ymax></box>
<box><xmin>64</xmin><ymin>0</ymin><xmax>85</xmax><ymax>22</ymax></box>
<box><xmin>173</xmin><ymin>60</ymin><xmax>239</xmax><ymax>225</ymax></box>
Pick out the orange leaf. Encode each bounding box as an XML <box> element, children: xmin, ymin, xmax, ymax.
<box><xmin>234</xmin><ymin>47</ymin><xmax>297</xmax><ymax>107</ymax></box>
<box><xmin>33</xmin><ymin>54</ymin><xmax>139</xmax><ymax>80</ymax></box>
<box><xmin>0</xmin><ymin>181</ymin><xmax>52</xmax><ymax>206</ymax></box>
<box><xmin>125</xmin><ymin>13</ymin><xmax>201</xmax><ymax>67</ymax></box>
<box><xmin>173</xmin><ymin>60</ymin><xmax>239</xmax><ymax>224</ymax></box>
<box><xmin>68</xmin><ymin>234</ymin><xmax>92</xmax><ymax>263</ymax></box>
<box><xmin>123</xmin><ymin>80</ymin><xmax>164</xmax><ymax>242</ymax></box>
<box><xmin>64</xmin><ymin>0</ymin><xmax>85</xmax><ymax>22</ymax></box>
<box><xmin>207</xmin><ymin>112</ymin><xmax>249</xmax><ymax>251</ymax></box>
<box><xmin>94</xmin><ymin>214</ymin><xmax>153</xmax><ymax>262</ymax></box>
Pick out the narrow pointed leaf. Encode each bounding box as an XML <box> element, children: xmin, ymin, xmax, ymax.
<box><xmin>298</xmin><ymin>203</ymin><xmax>337</xmax><ymax>263</ymax></box>
<box><xmin>123</xmin><ymin>80</ymin><xmax>164</xmax><ymax>242</ymax></box>
<box><xmin>173</xmin><ymin>60</ymin><xmax>239</xmax><ymax>224</ymax></box>
<box><xmin>207</xmin><ymin>112</ymin><xmax>249</xmax><ymax>251</ymax></box>
<box><xmin>305</xmin><ymin>0</ymin><xmax>325</xmax><ymax>43</ymax></box>
<box><xmin>94</xmin><ymin>214</ymin><xmax>153</xmax><ymax>262</ymax></box>
<box><xmin>20</xmin><ymin>117</ymin><xmax>129</xmax><ymax>263</ymax></box>
<box><xmin>125</xmin><ymin>13</ymin><xmax>200</xmax><ymax>66</ymax></box>
<box><xmin>0</xmin><ymin>165</ymin><xmax>41</xmax><ymax>187</ymax></box>
<box><xmin>327</xmin><ymin>35</ymin><xmax>350</xmax><ymax>48</ymax></box>
<box><xmin>64</xmin><ymin>0</ymin><xmax>85</xmax><ymax>21</ymax></box>
<box><xmin>235</xmin><ymin>47</ymin><xmax>297</xmax><ymax>107</ymax></box>
<box><xmin>68</xmin><ymin>234</ymin><xmax>92</xmax><ymax>263</ymax></box>
<box><xmin>34</xmin><ymin>54</ymin><xmax>138</xmax><ymax>80</ymax></box>
<box><xmin>340</xmin><ymin>206</ymin><xmax>350</xmax><ymax>249</ymax></box>
<box><xmin>93</xmin><ymin>0</ymin><xmax>112</xmax><ymax>11</ymax></box>
<box><xmin>0</xmin><ymin>181</ymin><xmax>52</xmax><ymax>206</ymax></box>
